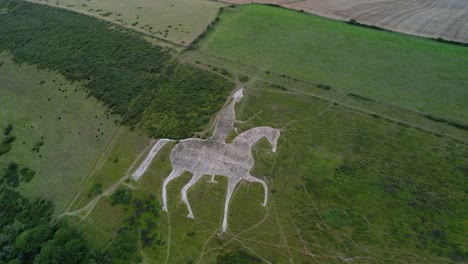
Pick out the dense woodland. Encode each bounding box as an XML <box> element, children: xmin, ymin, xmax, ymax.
<box><xmin>0</xmin><ymin>0</ymin><xmax>232</xmax><ymax>139</ymax></box>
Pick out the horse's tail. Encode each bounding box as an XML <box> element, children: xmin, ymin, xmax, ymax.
<box><xmin>130</xmin><ymin>139</ymin><xmax>173</xmax><ymax>181</ymax></box>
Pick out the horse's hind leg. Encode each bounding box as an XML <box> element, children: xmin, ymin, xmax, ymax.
<box><xmin>222</xmin><ymin>177</ymin><xmax>240</xmax><ymax>233</ymax></box>
<box><xmin>181</xmin><ymin>173</ymin><xmax>203</xmax><ymax>219</ymax></box>
<box><xmin>209</xmin><ymin>174</ymin><xmax>217</xmax><ymax>183</ymax></box>
<box><xmin>162</xmin><ymin>168</ymin><xmax>184</xmax><ymax>212</ymax></box>
<box><xmin>245</xmin><ymin>175</ymin><xmax>268</xmax><ymax>206</ymax></box>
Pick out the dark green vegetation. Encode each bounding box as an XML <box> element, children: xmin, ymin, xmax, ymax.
<box><xmin>0</xmin><ymin>124</ymin><xmax>15</xmax><ymax>157</ymax></box>
<box><xmin>0</xmin><ymin>161</ymin><xmax>105</xmax><ymax>263</ymax></box>
<box><xmin>0</xmin><ymin>134</ymin><xmax>15</xmax><ymax>157</ymax></box>
<box><xmin>109</xmin><ymin>194</ymin><xmax>163</xmax><ymax>262</ymax></box>
<box><xmin>88</xmin><ymin>183</ymin><xmax>103</xmax><ymax>198</ymax></box>
<box><xmin>110</xmin><ymin>186</ymin><xmax>132</xmax><ymax>206</ymax></box>
<box><xmin>0</xmin><ymin>0</ymin><xmax>232</xmax><ymax>139</ymax></box>
<box><xmin>197</xmin><ymin>4</ymin><xmax>468</xmax><ymax>124</ymax></box>
<box><xmin>0</xmin><ymin>127</ymin><xmax>160</xmax><ymax>264</ymax></box>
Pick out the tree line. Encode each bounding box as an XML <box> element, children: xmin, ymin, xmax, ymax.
<box><xmin>0</xmin><ymin>0</ymin><xmax>232</xmax><ymax>139</ymax></box>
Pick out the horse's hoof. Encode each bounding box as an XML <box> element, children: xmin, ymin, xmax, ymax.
<box><xmin>187</xmin><ymin>213</ymin><xmax>194</xmax><ymax>219</ymax></box>
<box><xmin>162</xmin><ymin>206</ymin><xmax>167</xmax><ymax>212</ymax></box>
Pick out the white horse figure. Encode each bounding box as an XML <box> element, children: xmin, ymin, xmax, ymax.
<box><xmin>131</xmin><ymin>88</ymin><xmax>280</xmax><ymax>232</ymax></box>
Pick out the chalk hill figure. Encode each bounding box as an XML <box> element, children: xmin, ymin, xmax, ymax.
<box><xmin>131</xmin><ymin>88</ymin><xmax>280</xmax><ymax>232</ymax></box>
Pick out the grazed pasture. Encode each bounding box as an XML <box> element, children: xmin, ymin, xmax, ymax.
<box><xmin>0</xmin><ymin>52</ymin><xmax>118</xmax><ymax>215</ymax></box>
<box><xmin>27</xmin><ymin>0</ymin><xmax>226</xmax><ymax>45</ymax></box>
<box><xmin>222</xmin><ymin>0</ymin><xmax>468</xmax><ymax>43</ymax></box>
<box><xmin>65</xmin><ymin>81</ymin><xmax>467</xmax><ymax>263</ymax></box>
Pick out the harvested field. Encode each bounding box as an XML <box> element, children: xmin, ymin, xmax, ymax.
<box><xmin>222</xmin><ymin>0</ymin><xmax>468</xmax><ymax>43</ymax></box>
<box><xmin>26</xmin><ymin>0</ymin><xmax>226</xmax><ymax>45</ymax></box>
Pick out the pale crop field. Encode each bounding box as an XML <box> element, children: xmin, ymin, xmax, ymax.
<box><xmin>27</xmin><ymin>0</ymin><xmax>226</xmax><ymax>45</ymax></box>
<box><xmin>222</xmin><ymin>0</ymin><xmax>468</xmax><ymax>43</ymax></box>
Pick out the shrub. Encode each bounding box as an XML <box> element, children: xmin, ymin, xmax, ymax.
<box><xmin>110</xmin><ymin>187</ymin><xmax>132</xmax><ymax>206</ymax></box>
<box><xmin>3</xmin><ymin>124</ymin><xmax>13</xmax><ymax>136</ymax></box>
<box><xmin>3</xmin><ymin>162</ymin><xmax>19</xmax><ymax>188</ymax></box>
<box><xmin>0</xmin><ymin>136</ymin><xmax>15</xmax><ymax>156</ymax></box>
<box><xmin>20</xmin><ymin>167</ymin><xmax>36</xmax><ymax>183</ymax></box>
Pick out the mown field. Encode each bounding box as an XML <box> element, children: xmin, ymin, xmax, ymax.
<box><xmin>0</xmin><ymin>52</ymin><xmax>117</xmax><ymax>215</ymax></box>
<box><xmin>196</xmin><ymin>5</ymin><xmax>468</xmax><ymax>124</ymax></box>
<box><xmin>68</xmin><ymin>81</ymin><xmax>467</xmax><ymax>263</ymax></box>
<box><xmin>222</xmin><ymin>0</ymin><xmax>468</xmax><ymax>43</ymax></box>
<box><xmin>26</xmin><ymin>0</ymin><xmax>226</xmax><ymax>46</ymax></box>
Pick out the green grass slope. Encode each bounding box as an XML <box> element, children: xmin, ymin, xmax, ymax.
<box><xmin>197</xmin><ymin>5</ymin><xmax>468</xmax><ymax>123</ymax></box>
<box><xmin>68</xmin><ymin>82</ymin><xmax>467</xmax><ymax>263</ymax></box>
<box><xmin>0</xmin><ymin>52</ymin><xmax>118</xmax><ymax>215</ymax></box>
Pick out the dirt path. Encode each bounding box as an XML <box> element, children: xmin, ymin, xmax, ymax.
<box><xmin>58</xmin><ymin>138</ymin><xmax>156</xmax><ymax>220</ymax></box>
<box><xmin>60</xmin><ymin>126</ymin><xmax>122</xmax><ymax>216</ymax></box>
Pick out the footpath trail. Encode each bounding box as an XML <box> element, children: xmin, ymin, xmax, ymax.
<box><xmin>58</xmin><ymin>138</ymin><xmax>156</xmax><ymax>220</ymax></box>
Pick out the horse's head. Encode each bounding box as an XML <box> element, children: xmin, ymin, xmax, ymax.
<box><xmin>232</xmin><ymin>88</ymin><xmax>244</xmax><ymax>103</ymax></box>
<box><xmin>267</xmin><ymin>128</ymin><xmax>281</xmax><ymax>153</ymax></box>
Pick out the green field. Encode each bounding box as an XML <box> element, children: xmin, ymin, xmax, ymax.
<box><xmin>27</xmin><ymin>0</ymin><xmax>225</xmax><ymax>46</ymax></box>
<box><xmin>65</xmin><ymin>81</ymin><xmax>467</xmax><ymax>263</ymax></box>
<box><xmin>0</xmin><ymin>52</ymin><xmax>118</xmax><ymax>215</ymax></box>
<box><xmin>1</xmin><ymin>1</ymin><xmax>467</xmax><ymax>263</ymax></box>
<box><xmin>197</xmin><ymin>5</ymin><xmax>468</xmax><ymax>123</ymax></box>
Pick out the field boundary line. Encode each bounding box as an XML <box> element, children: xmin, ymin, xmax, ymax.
<box><xmin>21</xmin><ymin>0</ymin><xmax>184</xmax><ymax>50</ymax></box>
<box><xmin>185</xmin><ymin>51</ymin><xmax>468</xmax><ymax>144</ymax></box>
<box><xmin>61</xmin><ymin>125</ymin><xmax>122</xmax><ymax>216</ymax></box>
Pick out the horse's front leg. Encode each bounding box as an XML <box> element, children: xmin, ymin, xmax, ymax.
<box><xmin>162</xmin><ymin>168</ymin><xmax>184</xmax><ymax>212</ymax></box>
<box><xmin>181</xmin><ymin>173</ymin><xmax>203</xmax><ymax>218</ymax></box>
<box><xmin>245</xmin><ymin>174</ymin><xmax>268</xmax><ymax>207</ymax></box>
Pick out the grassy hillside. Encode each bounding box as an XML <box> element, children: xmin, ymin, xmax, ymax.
<box><xmin>0</xmin><ymin>52</ymin><xmax>118</xmax><ymax>215</ymax></box>
<box><xmin>197</xmin><ymin>5</ymin><xmax>468</xmax><ymax>123</ymax></box>
<box><xmin>0</xmin><ymin>0</ymin><xmax>232</xmax><ymax>139</ymax></box>
<box><xmin>66</xmin><ymin>82</ymin><xmax>467</xmax><ymax>263</ymax></box>
<box><xmin>1</xmin><ymin>1</ymin><xmax>466</xmax><ymax>263</ymax></box>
